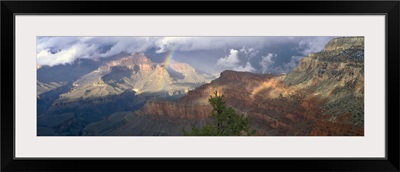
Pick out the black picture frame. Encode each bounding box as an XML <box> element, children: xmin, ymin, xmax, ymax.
<box><xmin>1</xmin><ymin>1</ymin><xmax>399</xmax><ymax>171</ymax></box>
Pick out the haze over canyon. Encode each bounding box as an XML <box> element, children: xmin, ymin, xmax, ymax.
<box><xmin>37</xmin><ymin>36</ymin><xmax>364</xmax><ymax>136</ymax></box>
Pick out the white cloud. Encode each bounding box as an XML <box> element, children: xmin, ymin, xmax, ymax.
<box><xmin>217</xmin><ymin>49</ymin><xmax>240</xmax><ymax>68</ymax></box>
<box><xmin>216</xmin><ymin>49</ymin><xmax>257</xmax><ymax>72</ymax></box>
<box><xmin>154</xmin><ymin>37</ymin><xmax>267</xmax><ymax>54</ymax></box>
<box><xmin>154</xmin><ymin>37</ymin><xmax>190</xmax><ymax>53</ymax></box>
<box><xmin>36</xmin><ymin>37</ymin><xmax>154</xmax><ymax>66</ymax></box>
<box><xmin>37</xmin><ymin>37</ymin><xmax>78</xmax><ymax>54</ymax></box>
<box><xmin>240</xmin><ymin>47</ymin><xmax>259</xmax><ymax>59</ymax></box>
<box><xmin>36</xmin><ymin>43</ymin><xmax>99</xmax><ymax>66</ymax></box>
<box><xmin>36</xmin><ymin>36</ymin><xmax>336</xmax><ymax>67</ymax></box>
<box><xmin>259</xmin><ymin>53</ymin><xmax>276</xmax><ymax>73</ymax></box>
<box><xmin>98</xmin><ymin>37</ymin><xmax>153</xmax><ymax>58</ymax></box>
<box><xmin>234</xmin><ymin>62</ymin><xmax>256</xmax><ymax>72</ymax></box>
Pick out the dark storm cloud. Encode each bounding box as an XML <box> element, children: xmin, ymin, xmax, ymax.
<box><xmin>37</xmin><ymin>36</ymin><xmax>337</xmax><ymax>74</ymax></box>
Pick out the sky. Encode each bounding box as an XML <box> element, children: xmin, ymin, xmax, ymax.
<box><xmin>37</xmin><ymin>36</ymin><xmax>337</xmax><ymax>74</ymax></box>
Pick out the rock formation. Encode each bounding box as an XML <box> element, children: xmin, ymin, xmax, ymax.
<box><xmin>94</xmin><ymin>37</ymin><xmax>364</xmax><ymax>136</ymax></box>
<box><xmin>37</xmin><ymin>52</ymin><xmax>213</xmax><ymax>136</ymax></box>
<box><xmin>40</xmin><ymin>37</ymin><xmax>365</xmax><ymax>136</ymax></box>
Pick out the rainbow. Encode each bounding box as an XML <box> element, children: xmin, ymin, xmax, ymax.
<box><xmin>156</xmin><ymin>49</ymin><xmax>175</xmax><ymax>91</ymax></box>
<box><xmin>162</xmin><ymin>49</ymin><xmax>175</xmax><ymax>69</ymax></box>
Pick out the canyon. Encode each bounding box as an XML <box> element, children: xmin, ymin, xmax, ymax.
<box><xmin>82</xmin><ymin>37</ymin><xmax>364</xmax><ymax>136</ymax></box>
<box><xmin>38</xmin><ymin>37</ymin><xmax>364</xmax><ymax>136</ymax></box>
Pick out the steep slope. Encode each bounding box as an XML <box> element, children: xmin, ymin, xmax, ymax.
<box><xmin>37</xmin><ymin>81</ymin><xmax>66</xmax><ymax>96</ymax></box>
<box><xmin>284</xmin><ymin>37</ymin><xmax>364</xmax><ymax>117</ymax></box>
<box><xmin>38</xmin><ymin>52</ymin><xmax>213</xmax><ymax>136</ymax></box>
<box><xmin>88</xmin><ymin>37</ymin><xmax>364</xmax><ymax>136</ymax></box>
<box><xmin>54</xmin><ymin>52</ymin><xmax>211</xmax><ymax>103</ymax></box>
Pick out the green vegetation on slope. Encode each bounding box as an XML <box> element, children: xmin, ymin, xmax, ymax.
<box><xmin>183</xmin><ymin>91</ymin><xmax>256</xmax><ymax>136</ymax></box>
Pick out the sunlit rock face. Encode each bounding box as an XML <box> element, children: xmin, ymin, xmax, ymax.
<box><xmin>117</xmin><ymin>37</ymin><xmax>364</xmax><ymax>136</ymax></box>
<box><xmin>37</xmin><ymin>52</ymin><xmax>214</xmax><ymax>136</ymax></box>
<box><xmin>323</xmin><ymin>37</ymin><xmax>364</xmax><ymax>51</ymax></box>
<box><xmin>51</xmin><ymin>52</ymin><xmax>212</xmax><ymax>104</ymax></box>
<box><xmin>39</xmin><ymin>37</ymin><xmax>364</xmax><ymax>136</ymax></box>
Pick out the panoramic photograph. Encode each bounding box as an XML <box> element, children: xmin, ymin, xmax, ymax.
<box><xmin>37</xmin><ymin>36</ymin><xmax>364</xmax><ymax>136</ymax></box>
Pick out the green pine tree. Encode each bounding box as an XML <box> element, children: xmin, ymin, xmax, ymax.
<box><xmin>183</xmin><ymin>91</ymin><xmax>256</xmax><ymax>136</ymax></box>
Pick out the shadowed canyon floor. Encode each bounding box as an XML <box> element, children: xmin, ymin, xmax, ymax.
<box><xmin>38</xmin><ymin>37</ymin><xmax>364</xmax><ymax>136</ymax></box>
